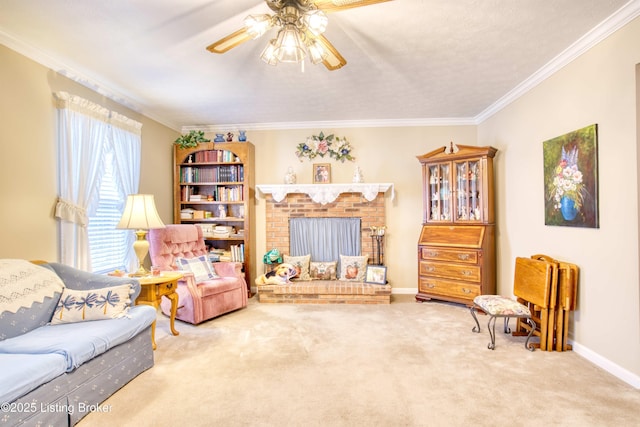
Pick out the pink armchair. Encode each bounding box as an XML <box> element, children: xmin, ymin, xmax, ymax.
<box><xmin>147</xmin><ymin>224</ymin><xmax>247</xmax><ymax>324</ymax></box>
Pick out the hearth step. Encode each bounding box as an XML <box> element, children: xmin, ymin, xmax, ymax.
<box><xmin>257</xmin><ymin>280</ymin><xmax>391</xmax><ymax>304</ymax></box>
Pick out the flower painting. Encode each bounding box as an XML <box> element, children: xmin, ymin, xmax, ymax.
<box><xmin>543</xmin><ymin>124</ymin><xmax>599</xmax><ymax>228</ymax></box>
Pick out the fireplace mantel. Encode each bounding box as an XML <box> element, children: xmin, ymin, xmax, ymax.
<box><xmin>256</xmin><ymin>183</ymin><xmax>394</xmax><ymax>205</ymax></box>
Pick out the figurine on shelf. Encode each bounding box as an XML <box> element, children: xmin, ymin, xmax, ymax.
<box><xmin>284</xmin><ymin>167</ymin><xmax>297</xmax><ymax>184</ymax></box>
<box><xmin>238</xmin><ymin>130</ymin><xmax>247</xmax><ymax>142</ymax></box>
<box><xmin>214</xmin><ymin>133</ymin><xmax>225</xmax><ymax>142</ymax></box>
<box><xmin>226</xmin><ymin>132</ymin><xmax>234</xmax><ymax>142</ymax></box>
<box><xmin>218</xmin><ymin>205</ymin><xmax>227</xmax><ymax>218</ymax></box>
<box><xmin>431</xmin><ymin>206</ymin><xmax>439</xmax><ymax>220</ymax></box>
<box><xmin>459</xmin><ymin>206</ymin><xmax>467</xmax><ymax>220</ymax></box>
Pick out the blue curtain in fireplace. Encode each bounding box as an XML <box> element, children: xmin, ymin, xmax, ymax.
<box><xmin>289</xmin><ymin>217</ymin><xmax>361</xmax><ymax>262</ymax></box>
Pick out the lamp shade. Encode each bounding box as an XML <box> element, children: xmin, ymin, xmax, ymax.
<box><xmin>244</xmin><ymin>14</ymin><xmax>273</xmax><ymax>39</ymax></box>
<box><xmin>274</xmin><ymin>24</ymin><xmax>306</xmax><ymax>63</ymax></box>
<box><xmin>117</xmin><ymin>194</ymin><xmax>165</xmax><ymax>230</ymax></box>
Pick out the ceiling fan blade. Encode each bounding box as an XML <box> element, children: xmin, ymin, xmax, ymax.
<box><xmin>313</xmin><ymin>0</ymin><xmax>392</xmax><ymax>13</ymax></box>
<box><xmin>316</xmin><ymin>34</ymin><xmax>346</xmax><ymax>71</ymax></box>
<box><xmin>206</xmin><ymin>27</ymin><xmax>253</xmax><ymax>54</ymax></box>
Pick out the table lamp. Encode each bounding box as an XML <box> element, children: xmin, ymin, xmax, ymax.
<box><xmin>116</xmin><ymin>194</ymin><xmax>165</xmax><ymax>276</ymax></box>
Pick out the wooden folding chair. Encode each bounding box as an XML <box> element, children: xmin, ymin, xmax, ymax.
<box><xmin>470</xmin><ymin>257</ymin><xmax>554</xmax><ymax>350</ymax></box>
<box><xmin>555</xmin><ymin>261</ymin><xmax>578</xmax><ymax>351</ymax></box>
<box><xmin>518</xmin><ymin>254</ymin><xmax>559</xmax><ymax>351</ymax></box>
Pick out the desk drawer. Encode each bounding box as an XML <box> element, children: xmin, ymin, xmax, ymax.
<box><xmin>419</xmin><ymin>277</ymin><xmax>480</xmax><ymax>300</ymax></box>
<box><xmin>155</xmin><ymin>280</ymin><xmax>176</xmax><ymax>297</ymax></box>
<box><xmin>419</xmin><ymin>261</ymin><xmax>481</xmax><ymax>282</ymax></box>
<box><xmin>419</xmin><ymin>247</ymin><xmax>479</xmax><ymax>264</ymax></box>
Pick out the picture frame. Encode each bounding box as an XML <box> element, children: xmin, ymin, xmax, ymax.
<box><xmin>364</xmin><ymin>265</ymin><xmax>387</xmax><ymax>285</ymax></box>
<box><xmin>543</xmin><ymin>124</ymin><xmax>599</xmax><ymax>228</ymax></box>
<box><xmin>312</xmin><ymin>163</ymin><xmax>331</xmax><ymax>184</ymax></box>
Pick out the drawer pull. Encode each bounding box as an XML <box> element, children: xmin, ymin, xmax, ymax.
<box><xmin>462</xmin><ymin>288</ymin><xmax>471</xmax><ymax>294</ymax></box>
<box><xmin>425</xmin><ymin>283</ymin><xmax>436</xmax><ymax>289</ymax></box>
<box><xmin>426</xmin><ymin>266</ymin><xmax>435</xmax><ymax>272</ymax></box>
<box><xmin>461</xmin><ymin>270</ymin><xmax>472</xmax><ymax>276</ymax></box>
<box><xmin>457</xmin><ymin>254</ymin><xmax>470</xmax><ymax>261</ymax></box>
<box><xmin>426</xmin><ymin>251</ymin><xmax>438</xmax><ymax>257</ymax></box>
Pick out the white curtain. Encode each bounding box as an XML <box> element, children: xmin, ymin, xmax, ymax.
<box><xmin>54</xmin><ymin>92</ymin><xmax>110</xmax><ymax>270</ymax></box>
<box><xmin>110</xmin><ymin>111</ymin><xmax>142</xmax><ymax>271</ymax></box>
<box><xmin>54</xmin><ymin>92</ymin><xmax>142</xmax><ymax>271</ymax></box>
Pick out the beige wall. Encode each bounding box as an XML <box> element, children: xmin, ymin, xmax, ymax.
<box><xmin>478</xmin><ymin>16</ymin><xmax>640</xmax><ymax>381</ymax></box>
<box><xmin>0</xmin><ymin>44</ymin><xmax>178</xmax><ymax>261</ymax></box>
<box><xmin>2</xmin><ymin>12</ymin><xmax>639</xmax><ymax>385</ymax></box>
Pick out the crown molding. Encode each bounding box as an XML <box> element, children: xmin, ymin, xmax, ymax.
<box><xmin>181</xmin><ymin>117</ymin><xmax>477</xmax><ymax>133</ymax></box>
<box><xmin>475</xmin><ymin>0</ymin><xmax>640</xmax><ymax>124</ymax></box>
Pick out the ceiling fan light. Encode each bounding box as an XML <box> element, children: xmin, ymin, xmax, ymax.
<box><xmin>307</xmin><ymin>39</ymin><xmax>328</xmax><ymax>64</ymax></box>
<box><xmin>260</xmin><ymin>40</ymin><xmax>279</xmax><ymax>65</ymax></box>
<box><xmin>304</xmin><ymin>10</ymin><xmax>328</xmax><ymax>35</ymax></box>
<box><xmin>244</xmin><ymin>14</ymin><xmax>272</xmax><ymax>39</ymax></box>
<box><xmin>274</xmin><ymin>25</ymin><xmax>306</xmax><ymax>63</ymax></box>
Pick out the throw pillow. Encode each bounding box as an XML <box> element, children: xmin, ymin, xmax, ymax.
<box><xmin>310</xmin><ymin>261</ymin><xmax>337</xmax><ymax>280</ymax></box>
<box><xmin>51</xmin><ymin>283</ymin><xmax>134</xmax><ymax>324</ymax></box>
<box><xmin>283</xmin><ymin>254</ymin><xmax>311</xmax><ymax>280</ymax></box>
<box><xmin>339</xmin><ymin>255</ymin><xmax>368</xmax><ymax>281</ymax></box>
<box><xmin>176</xmin><ymin>255</ymin><xmax>219</xmax><ymax>282</ymax></box>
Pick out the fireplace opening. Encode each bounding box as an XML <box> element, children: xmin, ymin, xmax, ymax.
<box><xmin>289</xmin><ymin>217</ymin><xmax>361</xmax><ymax>264</ymax></box>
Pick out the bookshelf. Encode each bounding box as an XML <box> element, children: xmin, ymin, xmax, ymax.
<box><xmin>174</xmin><ymin>142</ymin><xmax>255</xmax><ymax>296</ymax></box>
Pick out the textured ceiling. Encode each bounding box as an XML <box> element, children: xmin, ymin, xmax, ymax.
<box><xmin>0</xmin><ymin>0</ymin><xmax>636</xmax><ymax>131</ymax></box>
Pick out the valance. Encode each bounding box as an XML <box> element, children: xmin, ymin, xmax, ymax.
<box><xmin>53</xmin><ymin>92</ymin><xmax>142</xmax><ymax>135</ymax></box>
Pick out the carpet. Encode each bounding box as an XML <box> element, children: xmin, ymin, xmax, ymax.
<box><xmin>80</xmin><ymin>295</ymin><xmax>640</xmax><ymax>426</ymax></box>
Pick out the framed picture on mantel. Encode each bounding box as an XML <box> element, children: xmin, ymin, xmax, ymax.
<box><xmin>313</xmin><ymin>163</ymin><xmax>331</xmax><ymax>184</ymax></box>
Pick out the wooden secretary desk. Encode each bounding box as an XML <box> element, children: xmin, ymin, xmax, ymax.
<box><xmin>416</xmin><ymin>143</ymin><xmax>498</xmax><ymax>306</ymax></box>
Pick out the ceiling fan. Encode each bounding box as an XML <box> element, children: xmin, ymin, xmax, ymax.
<box><xmin>206</xmin><ymin>0</ymin><xmax>392</xmax><ymax>71</ymax></box>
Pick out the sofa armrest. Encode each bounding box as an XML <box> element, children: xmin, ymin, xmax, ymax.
<box><xmin>43</xmin><ymin>262</ymin><xmax>142</xmax><ymax>301</ymax></box>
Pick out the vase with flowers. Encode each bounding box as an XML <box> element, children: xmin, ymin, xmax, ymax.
<box><xmin>548</xmin><ymin>146</ymin><xmax>585</xmax><ymax>221</ymax></box>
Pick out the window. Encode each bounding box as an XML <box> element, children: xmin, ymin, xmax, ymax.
<box><xmin>87</xmin><ymin>150</ymin><xmax>129</xmax><ymax>274</ymax></box>
<box><xmin>55</xmin><ymin>92</ymin><xmax>141</xmax><ymax>271</ymax></box>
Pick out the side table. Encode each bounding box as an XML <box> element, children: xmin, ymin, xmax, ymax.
<box><xmin>135</xmin><ymin>272</ymin><xmax>182</xmax><ymax>350</ymax></box>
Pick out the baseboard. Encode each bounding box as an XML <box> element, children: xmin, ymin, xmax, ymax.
<box><xmin>570</xmin><ymin>340</ymin><xmax>640</xmax><ymax>389</ymax></box>
<box><xmin>391</xmin><ymin>287</ymin><xmax>416</xmax><ymax>295</ymax></box>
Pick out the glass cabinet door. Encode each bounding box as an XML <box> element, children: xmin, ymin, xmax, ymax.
<box><xmin>427</xmin><ymin>163</ymin><xmax>451</xmax><ymax>221</ymax></box>
<box><xmin>455</xmin><ymin>160</ymin><xmax>482</xmax><ymax>222</ymax></box>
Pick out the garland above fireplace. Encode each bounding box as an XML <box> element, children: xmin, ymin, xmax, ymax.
<box><xmin>256</xmin><ymin>183</ymin><xmax>394</xmax><ymax>205</ymax></box>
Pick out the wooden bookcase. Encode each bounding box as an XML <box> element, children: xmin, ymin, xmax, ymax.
<box><xmin>173</xmin><ymin>142</ymin><xmax>255</xmax><ymax>295</ymax></box>
<box><xmin>416</xmin><ymin>144</ymin><xmax>497</xmax><ymax>306</ymax></box>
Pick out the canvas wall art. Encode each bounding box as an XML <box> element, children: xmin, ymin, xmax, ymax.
<box><xmin>543</xmin><ymin>124</ymin><xmax>599</xmax><ymax>228</ymax></box>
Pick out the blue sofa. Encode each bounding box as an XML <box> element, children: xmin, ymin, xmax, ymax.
<box><xmin>0</xmin><ymin>261</ymin><xmax>156</xmax><ymax>426</ymax></box>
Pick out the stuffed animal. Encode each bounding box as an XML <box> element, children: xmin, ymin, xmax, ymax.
<box><xmin>255</xmin><ymin>263</ymin><xmax>298</xmax><ymax>286</ymax></box>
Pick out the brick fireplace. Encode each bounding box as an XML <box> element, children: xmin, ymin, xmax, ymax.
<box><xmin>264</xmin><ymin>192</ymin><xmax>386</xmax><ymax>261</ymax></box>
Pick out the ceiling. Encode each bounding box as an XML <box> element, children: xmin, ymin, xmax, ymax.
<box><xmin>1</xmin><ymin>0</ymin><xmax>637</xmax><ymax>131</ymax></box>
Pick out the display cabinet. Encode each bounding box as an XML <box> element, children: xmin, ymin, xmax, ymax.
<box><xmin>174</xmin><ymin>142</ymin><xmax>255</xmax><ymax>295</ymax></box>
<box><xmin>416</xmin><ymin>143</ymin><xmax>497</xmax><ymax>306</ymax></box>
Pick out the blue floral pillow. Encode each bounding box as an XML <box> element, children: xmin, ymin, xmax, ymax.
<box><xmin>176</xmin><ymin>255</ymin><xmax>219</xmax><ymax>282</ymax></box>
